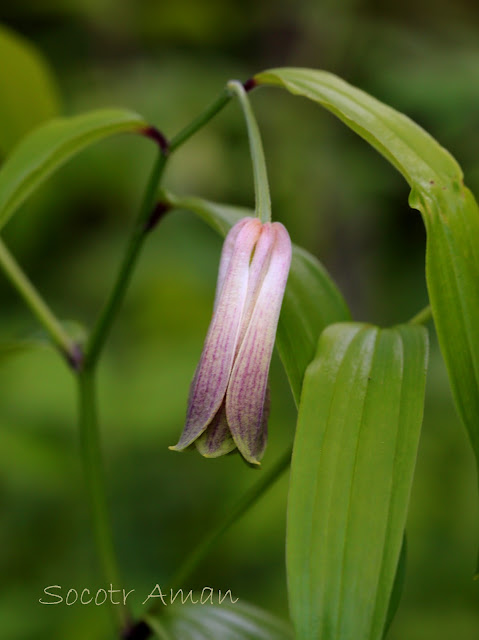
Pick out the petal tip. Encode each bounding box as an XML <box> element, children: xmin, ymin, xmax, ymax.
<box><xmin>245</xmin><ymin>456</ymin><xmax>262</xmax><ymax>467</ymax></box>
<box><xmin>237</xmin><ymin>446</ymin><xmax>263</xmax><ymax>466</ymax></box>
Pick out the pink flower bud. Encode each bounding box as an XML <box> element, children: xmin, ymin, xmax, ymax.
<box><xmin>170</xmin><ymin>217</ymin><xmax>292</xmax><ymax>464</ymax></box>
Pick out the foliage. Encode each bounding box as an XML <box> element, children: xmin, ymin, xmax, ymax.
<box><xmin>1</xmin><ymin>9</ymin><xmax>478</xmax><ymax>640</ymax></box>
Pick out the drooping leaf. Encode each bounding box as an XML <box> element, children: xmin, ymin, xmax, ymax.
<box><xmin>287</xmin><ymin>322</ymin><xmax>428</xmax><ymax>640</ymax></box>
<box><xmin>0</xmin><ymin>24</ymin><xmax>61</xmax><ymax>156</ymax></box>
<box><xmin>254</xmin><ymin>66</ymin><xmax>479</xmax><ymax>471</ymax></box>
<box><xmin>0</xmin><ymin>109</ymin><xmax>147</xmax><ymax>231</ymax></box>
<box><xmin>254</xmin><ymin>68</ymin><xmax>461</xmax><ymax>187</ymax></box>
<box><xmin>163</xmin><ymin>192</ymin><xmax>351</xmax><ymax>404</ymax></box>
<box><xmin>146</xmin><ymin>599</ymin><xmax>293</xmax><ymax>640</ymax></box>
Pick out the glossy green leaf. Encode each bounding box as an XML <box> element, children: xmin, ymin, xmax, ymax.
<box><xmin>0</xmin><ymin>24</ymin><xmax>61</xmax><ymax>156</ymax></box>
<box><xmin>287</xmin><ymin>322</ymin><xmax>428</xmax><ymax>640</ymax></box>
<box><xmin>254</xmin><ymin>68</ymin><xmax>461</xmax><ymax>187</ymax></box>
<box><xmin>163</xmin><ymin>192</ymin><xmax>351</xmax><ymax>404</ymax></box>
<box><xmin>147</xmin><ymin>599</ymin><xmax>293</xmax><ymax>639</ymax></box>
<box><xmin>255</xmin><ymin>66</ymin><xmax>479</xmax><ymax>470</ymax></box>
<box><xmin>0</xmin><ymin>109</ymin><xmax>147</xmax><ymax>231</ymax></box>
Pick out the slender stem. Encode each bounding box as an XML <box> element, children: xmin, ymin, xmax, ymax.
<box><xmin>73</xmin><ymin>149</ymin><xmax>168</xmax><ymax>635</ymax></box>
<box><xmin>124</xmin><ymin>447</ymin><xmax>293</xmax><ymax>639</ymax></box>
<box><xmin>169</xmin><ymin>88</ymin><xmax>232</xmax><ymax>152</ymax></box>
<box><xmin>79</xmin><ymin>89</ymin><xmax>238</xmax><ymax>635</ymax></box>
<box><xmin>66</xmin><ymin>86</ymin><xmax>246</xmax><ymax>640</ymax></box>
<box><xmin>227</xmin><ymin>80</ymin><xmax>271</xmax><ymax>223</ymax></box>
<box><xmin>148</xmin><ymin>446</ymin><xmax>292</xmax><ymax>616</ymax></box>
<box><xmin>124</xmin><ymin>447</ymin><xmax>293</xmax><ymax>638</ymax></box>
<box><xmin>409</xmin><ymin>304</ymin><xmax>433</xmax><ymax>326</ymax></box>
<box><xmin>84</xmin><ymin>150</ymin><xmax>167</xmax><ymax>370</ymax></box>
<box><xmin>77</xmin><ymin>149</ymin><xmax>170</xmax><ymax>633</ymax></box>
<box><xmin>0</xmin><ymin>237</ymin><xmax>79</xmax><ymax>364</ymax></box>
<box><xmin>78</xmin><ymin>370</ymin><xmax>128</xmax><ymax>629</ymax></box>
<box><xmin>86</xmin><ymin>87</ymin><xmax>240</xmax><ymax>368</ymax></box>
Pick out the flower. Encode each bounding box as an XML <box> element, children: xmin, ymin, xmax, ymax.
<box><xmin>170</xmin><ymin>217</ymin><xmax>292</xmax><ymax>464</ymax></box>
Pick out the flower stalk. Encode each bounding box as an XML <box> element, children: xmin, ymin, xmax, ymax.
<box><xmin>227</xmin><ymin>80</ymin><xmax>271</xmax><ymax>224</ymax></box>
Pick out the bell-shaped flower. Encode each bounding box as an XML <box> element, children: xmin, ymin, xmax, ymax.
<box><xmin>170</xmin><ymin>217</ymin><xmax>292</xmax><ymax>464</ymax></box>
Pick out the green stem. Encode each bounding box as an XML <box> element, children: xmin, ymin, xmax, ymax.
<box><xmin>78</xmin><ymin>369</ymin><xmax>128</xmax><ymax>629</ymax></box>
<box><xmin>84</xmin><ymin>150</ymin><xmax>167</xmax><ymax>369</ymax></box>
<box><xmin>409</xmin><ymin>304</ymin><xmax>433</xmax><ymax>326</ymax></box>
<box><xmin>0</xmin><ymin>237</ymin><xmax>78</xmax><ymax>364</ymax></box>
<box><xmin>74</xmin><ymin>150</ymin><xmax>168</xmax><ymax>633</ymax></box>
<box><xmin>79</xmin><ymin>90</ymin><xmax>238</xmax><ymax>633</ymax></box>
<box><xmin>227</xmin><ymin>80</ymin><xmax>271</xmax><ymax>223</ymax></box>
<box><xmin>86</xmin><ymin>86</ymin><xmax>240</xmax><ymax>368</ymax></box>
<box><xmin>146</xmin><ymin>446</ymin><xmax>292</xmax><ymax>616</ymax></box>
<box><xmin>169</xmin><ymin>88</ymin><xmax>232</xmax><ymax>152</ymax></box>
<box><xmin>71</xmin><ymin>87</ymin><xmax>245</xmax><ymax>639</ymax></box>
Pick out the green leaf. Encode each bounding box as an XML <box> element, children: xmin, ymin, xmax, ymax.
<box><xmin>276</xmin><ymin>243</ymin><xmax>351</xmax><ymax>403</ymax></box>
<box><xmin>255</xmin><ymin>67</ymin><xmax>479</xmax><ymax>473</ymax></box>
<box><xmin>254</xmin><ymin>68</ymin><xmax>461</xmax><ymax>188</ymax></box>
<box><xmin>0</xmin><ymin>24</ymin><xmax>61</xmax><ymax>156</ymax></box>
<box><xmin>287</xmin><ymin>322</ymin><xmax>428</xmax><ymax>640</ymax></box>
<box><xmin>146</xmin><ymin>599</ymin><xmax>293</xmax><ymax>639</ymax></box>
<box><xmin>0</xmin><ymin>109</ymin><xmax>147</xmax><ymax>231</ymax></box>
<box><xmin>163</xmin><ymin>192</ymin><xmax>351</xmax><ymax>404</ymax></box>
<box><xmin>415</xmin><ymin>187</ymin><xmax>479</xmax><ymax>468</ymax></box>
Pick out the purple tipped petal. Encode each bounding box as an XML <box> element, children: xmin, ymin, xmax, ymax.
<box><xmin>226</xmin><ymin>223</ymin><xmax>292</xmax><ymax>463</ymax></box>
<box><xmin>195</xmin><ymin>401</ymin><xmax>236</xmax><ymax>457</ymax></box>
<box><xmin>171</xmin><ymin>218</ymin><xmax>261</xmax><ymax>451</ymax></box>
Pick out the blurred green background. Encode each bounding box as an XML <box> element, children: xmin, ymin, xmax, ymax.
<box><xmin>0</xmin><ymin>1</ymin><xmax>479</xmax><ymax>638</ymax></box>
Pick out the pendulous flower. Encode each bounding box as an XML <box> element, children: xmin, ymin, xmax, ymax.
<box><xmin>170</xmin><ymin>217</ymin><xmax>292</xmax><ymax>464</ymax></box>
